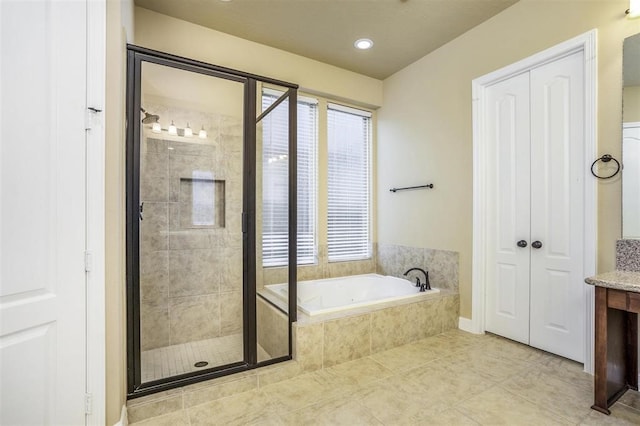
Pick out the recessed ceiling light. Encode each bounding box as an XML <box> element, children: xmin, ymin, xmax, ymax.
<box><xmin>354</xmin><ymin>38</ymin><xmax>374</xmax><ymax>50</ymax></box>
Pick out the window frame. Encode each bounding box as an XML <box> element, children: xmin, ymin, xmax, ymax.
<box><xmin>326</xmin><ymin>102</ymin><xmax>373</xmax><ymax>263</ymax></box>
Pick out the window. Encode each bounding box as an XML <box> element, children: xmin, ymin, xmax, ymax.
<box><xmin>327</xmin><ymin>103</ymin><xmax>372</xmax><ymax>261</ymax></box>
<box><xmin>261</xmin><ymin>90</ymin><xmax>317</xmax><ymax>266</ymax></box>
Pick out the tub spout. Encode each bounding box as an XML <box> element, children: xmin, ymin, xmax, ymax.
<box><xmin>403</xmin><ymin>267</ymin><xmax>431</xmax><ymax>291</ymax></box>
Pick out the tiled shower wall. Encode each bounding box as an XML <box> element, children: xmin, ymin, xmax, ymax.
<box><xmin>139</xmin><ymin>109</ymin><xmax>243</xmax><ymax>351</ymax></box>
<box><xmin>376</xmin><ymin>243</ymin><xmax>459</xmax><ymax>292</ymax></box>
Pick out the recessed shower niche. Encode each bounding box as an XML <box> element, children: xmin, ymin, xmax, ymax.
<box><xmin>127</xmin><ymin>46</ymin><xmax>298</xmax><ymax>398</ymax></box>
<box><xmin>178</xmin><ymin>177</ymin><xmax>225</xmax><ymax>229</ymax></box>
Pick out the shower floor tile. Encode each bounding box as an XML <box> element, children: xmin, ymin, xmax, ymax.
<box><xmin>141</xmin><ymin>334</ymin><xmax>270</xmax><ymax>382</ymax></box>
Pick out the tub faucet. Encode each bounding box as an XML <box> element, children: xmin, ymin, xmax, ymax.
<box><xmin>403</xmin><ymin>267</ymin><xmax>431</xmax><ymax>291</ymax></box>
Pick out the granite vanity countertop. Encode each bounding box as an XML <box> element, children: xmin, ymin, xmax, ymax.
<box><xmin>585</xmin><ymin>271</ymin><xmax>640</xmax><ymax>293</ymax></box>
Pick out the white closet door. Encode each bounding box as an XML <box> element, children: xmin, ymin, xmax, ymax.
<box><xmin>529</xmin><ymin>51</ymin><xmax>585</xmax><ymax>362</ymax></box>
<box><xmin>0</xmin><ymin>1</ymin><xmax>88</xmax><ymax>424</ymax></box>
<box><xmin>484</xmin><ymin>72</ymin><xmax>532</xmax><ymax>345</ymax></box>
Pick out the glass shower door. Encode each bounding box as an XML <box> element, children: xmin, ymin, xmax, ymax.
<box><xmin>255</xmin><ymin>86</ymin><xmax>296</xmax><ymax>363</ymax></box>
<box><xmin>137</xmin><ymin>61</ymin><xmax>245</xmax><ymax>383</ymax></box>
<box><xmin>127</xmin><ymin>46</ymin><xmax>298</xmax><ymax>397</ymax></box>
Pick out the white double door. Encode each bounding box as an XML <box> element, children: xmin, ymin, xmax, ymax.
<box><xmin>0</xmin><ymin>0</ymin><xmax>90</xmax><ymax>424</ymax></box>
<box><xmin>485</xmin><ymin>51</ymin><xmax>585</xmax><ymax>362</ymax></box>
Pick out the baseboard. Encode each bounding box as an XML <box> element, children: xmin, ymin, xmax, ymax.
<box><xmin>458</xmin><ymin>317</ymin><xmax>477</xmax><ymax>334</ymax></box>
<box><xmin>113</xmin><ymin>405</ymin><xmax>128</xmax><ymax>426</ymax></box>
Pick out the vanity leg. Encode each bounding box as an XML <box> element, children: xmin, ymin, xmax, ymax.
<box><xmin>592</xmin><ymin>287</ymin><xmax>610</xmax><ymax>415</ymax></box>
<box><xmin>627</xmin><ymin>312</ymin><xmax>638</xmax><ymax>391</ymax></box>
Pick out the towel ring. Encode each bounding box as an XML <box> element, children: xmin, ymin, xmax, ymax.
<box><xmin>590</xmin><ymin>154</ymin><xmax>621</xmax><ymax>179</ymax></box>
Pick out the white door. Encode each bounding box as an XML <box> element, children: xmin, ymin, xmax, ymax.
<box><xmin>623</xmin><ymin>123</ymin><xmax>640</xmax><ymax>238</ymax></box>
<box><xmin>529</xmin><ymin>52</ymin><xmax>585</xmax><ymax>362</ymax></box>
<box><xmin>485</xmin><ymin>72</ymin><xmax>531</xmax><ymax>345</ymax></box>
<box><xmin>0</xmin><ymin>1</ymin><xmax>88</xmax><ymax>425</ymax></box>
<box><xmin>485</xmin><ymin>52</ymin><xmax>585</xmax><ymax>362</ymax></box>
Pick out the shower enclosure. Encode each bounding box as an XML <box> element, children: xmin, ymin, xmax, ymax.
<box><xmin>126</xmin><ymin>46</ymin><xmax>297</xmax><ymax>397</ymax></box>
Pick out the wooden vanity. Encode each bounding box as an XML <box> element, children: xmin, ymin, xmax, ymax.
<box><xmin>585</xmin><ymin>271</ymin><xmax>640</xmax><ymax>414</ymax></box>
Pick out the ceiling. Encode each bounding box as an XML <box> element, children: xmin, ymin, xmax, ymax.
<box><xmin>134</xmin><ymin>0</ymin><xmax>519</xmax><ymax>80</ymax></box>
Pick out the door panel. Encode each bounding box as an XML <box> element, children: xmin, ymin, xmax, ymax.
<box><xmin>256</xmin><ymin>87</ymin><xmax>293</xmax><ymax>363</ymax></box>
<box><xmin>529</xmin><ymin>51</ymin><xmax>584</xmax><ymax>362</ymax></box>
<box><xmin>542</xmin><ymin>269</ymin><xmax>572</xmax><ymax>332</ymax></box>
<box><xmin>0</xmin><ymin>0</ymin><xmax>87</xmax><ymax>424</ymax></box>
<box><xmin>485</xmin><ymin>73</ymin><xmax>531</xmax><ymax>344</ymax></box>
<box><xmin>496</xmin><ymin>264</ymin><xmax>518</xmax><ymax>318</ymax></box>
<box><xmin>138</xmin><ymin>62</ymin><xmax>246</xmax><ymax>383</ymax></box>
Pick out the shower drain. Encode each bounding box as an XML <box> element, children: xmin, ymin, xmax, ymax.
<box><xmin>194</xmin><ymin>361</ymin><xmax>208</xmax><ymax>368</ymax></box>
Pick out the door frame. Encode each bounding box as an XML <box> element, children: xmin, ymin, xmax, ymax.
<box><xmin>470</xmin><ymin>29</ymin><xmax>597</xmax><ymax>374</ymax></box>
<box><xmin>86</xmin><ymin>0</ymin><xmax>106</xmax><ymax>424</ymax></box>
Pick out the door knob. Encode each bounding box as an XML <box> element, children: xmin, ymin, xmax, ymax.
<box><xmin>517</xmin><ymin>240</ymin><xmax>528</xmax><ymax>248</ymax></box>
<box><xmin>532</xmin><ymin>241</ymin><xmax>543</xmax><ymax>249</ymax></box>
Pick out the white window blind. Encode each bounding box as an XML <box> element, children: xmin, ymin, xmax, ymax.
<box><xmin>327</xmin><ymin>103</ymin><xmax>372</xmax><ymax>262</ymax></box>
<box><xmin>261</xmin><ymin>90</ymin><xmax>317</xmax><ymax>266</ymax></box>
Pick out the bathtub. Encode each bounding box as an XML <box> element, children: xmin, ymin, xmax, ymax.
<box><xmin>264</xmin><ymin>273</ymin><xmax>440</xmax><ymax>316</ymax></box>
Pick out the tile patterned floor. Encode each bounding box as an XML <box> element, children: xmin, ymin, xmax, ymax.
<box><xmin>142</xmin><ymin>334</ymin><xmax>269</xmax><ymax>382</ymax></box>
<box><xmin>132</xmin><ymin>330</ymin><xmax>640</xmax><ymax>425</ymax></box>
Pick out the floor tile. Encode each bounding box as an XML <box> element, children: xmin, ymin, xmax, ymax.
<box><xmin>580</xmin><ymin>403</ymin><xmax>640</xmax><ymax>425</ymax></box>
<box><xmin>353</xmin><ymin>374</ymin><xmax>448</xmax><ymax>424</ymax></box>
<box><xmin>411</xmin><ymin>333</ymin><xmax>476</xmax><ymax>357</ymax></box>
<box><xmin>187</xmin><ymin>389</ymin><xmax>276</xmax><ymax>425</ymax></box>
<box><xmin>318</xmin><ymin>357</ymin><xmax>394</xmax><ymax>390</ymax></box>
<box><xmin>280</xmin><ymin>396</ymin><xmax>383</xmax><ymax>426</ymax></box>
<box><xmin>131</xmin><ymin>330</ymin><xmax>640</xmax><ymax>425</ymax></box>
<box><xmin>457</xmin><ymin>386</ymin><xmax>571</xmax><ymax>425</ymax></box>
<box><xmin>618</xmin><ymin>389</ymin><xmax>640</xmax><ymax>411</ymax></box>
<box><xmin>440</xmin><ymin>345</ymin><xmax>529</xmax><ymax>382</ymax></box>
<box><xmin>401</xmin><ymin>359</ymin><xmax>498</xmax><ymax>406</ymax></box>
<box><xmin>528</xmin><ymin>350</ymin><xmax>592</xmax><ymax>388</ymax></box>
<box><xmin>415</xmin><ymin>407</ymin><xmax>480</xmax><ymax>425</ymax></box>
<box><xmin>260</xmin><ymin>371</ymin><xmax>343</xmax><ymax>412</ymax></box>
<box><xmin>129</xmin><ymin>410</ymin><xmax>190</xmax><ymax>426</ymax></box>
<box><xmin>500</xmin><ymin>369</ymin><xmax>592</xmax><ymax>423</ymax></box>
<box><xmin>369</xmin><ymin>341</ymin><xmax>440</xmax><ymax>372</ymax></box>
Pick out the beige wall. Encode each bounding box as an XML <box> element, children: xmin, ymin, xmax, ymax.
<box><xmin>377</xmin><ymin>0</ymin><xmax>640</xmax><ymax>319</ymax></box>
<box><xmin>624</xmin><ymin>86</ymin><xmax>640</xmax><ymax>122</ymax></box>
<box><xmin>134</xmin><ymin>7</ymin><xmax>383</xmax><ymax>108</ymax></box>
<box><xmin>105</xmin><ymin>0</ymin><xmax>130</xmax><ymax>423</ymax></box>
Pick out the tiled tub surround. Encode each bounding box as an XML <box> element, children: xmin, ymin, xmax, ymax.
<box><xmin>293</xmin><ymin>290</ymin><xmax>459</xmax><ymax>369</ymax></box>
<box><xmin>259</xmin><ymin>243</ymin><xmax>459</xmax><ymax>292</ymax></box>
<box><xmin>617</xmin><ymin>239</ymin><xmax>640</xmax><ymax>272</ymax></box>
<box><xmin>139</xmin><ymin>105</ymin><xmax>244</xmax><ymax>353</ymax></box>
<box><xmin>377</xmin><ymin>243</ymin><xmax>459</xmax><ymax>292</ymax></box>
<box><xmin>256</xmin><ymin>297</ymin><xmax>289</xmax><ymax>361</ymax></box>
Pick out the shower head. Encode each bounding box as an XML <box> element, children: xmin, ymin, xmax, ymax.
<box><xmin>140</xmin><ymin>108</ymin><xmax>160</xmax><ymax>124</ymax></box>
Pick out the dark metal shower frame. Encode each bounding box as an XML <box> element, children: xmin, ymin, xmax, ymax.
<box><xmin>126</xmin><ymin>45</ymin><xmax>298</xmax><ymax>398</ymax></box>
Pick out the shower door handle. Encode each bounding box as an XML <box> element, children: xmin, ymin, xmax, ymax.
<box><xmin>242</xmin><ymin>212</ymin><xmax>248</xmax><ymax>234</ymax></box>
